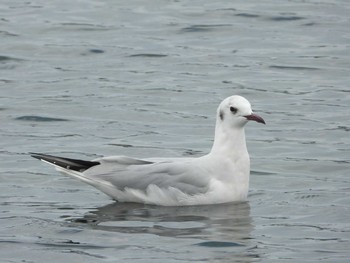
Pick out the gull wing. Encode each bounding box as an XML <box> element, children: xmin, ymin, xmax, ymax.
<box><xmin>31</xmin><ymin>153</ymin><xmax>211</xmax><ymax>204</ymax></box>
<box><xmin>84</xmin><ymin>156</ymin><xmax>210</xmax><ymax>195</ymax></box>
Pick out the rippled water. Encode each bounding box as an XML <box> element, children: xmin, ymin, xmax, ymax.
<box><xmin>1</xmin><ymin>0</ymin><xmax>349</xmax><ymax>262</ymax></box>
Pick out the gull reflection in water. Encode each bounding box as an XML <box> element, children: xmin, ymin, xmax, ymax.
<box><xmin>68</xmin><ymin>201</ymin><xmax>253</xmax><ymax>247</ymax></box>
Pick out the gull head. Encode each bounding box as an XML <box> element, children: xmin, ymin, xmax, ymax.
<box><xmin>217</xmin><ymin>95</ymin><xmax>265</xmax><ymax>128</ymax></box>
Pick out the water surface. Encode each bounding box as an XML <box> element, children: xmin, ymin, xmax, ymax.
<box><xmin>1</xmin><ymin>0</ymin><xmax>349</xmax><ymax>262</ymax></box>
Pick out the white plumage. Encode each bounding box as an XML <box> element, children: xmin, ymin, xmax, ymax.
<box><xmin>32</xmin><ymin>95</ymin><xmax>265</xmax><ymax>206</ymax></box>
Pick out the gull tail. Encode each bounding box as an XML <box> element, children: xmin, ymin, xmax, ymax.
<box><xmin>30</xmin><ymin>152</ymin><xmax>100</xmax><ymax>172</ymax></box>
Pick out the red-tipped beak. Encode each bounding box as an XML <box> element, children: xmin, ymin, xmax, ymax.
<box><xmin>245</xmin><ymin>113</ymin><xmax>266</xmax><ymax>124</ymax></box>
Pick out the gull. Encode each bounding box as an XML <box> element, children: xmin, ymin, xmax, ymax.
<box><xmin>31</xmin><ymin>95</ymin><xmax>265</xmax><ymax>206</ymax></box>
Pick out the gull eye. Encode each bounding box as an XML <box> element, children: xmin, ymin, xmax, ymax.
<box><xmin>230</xmin><ymin>106</ymin><xmax>238</xmax><ymax>114</ymax></box>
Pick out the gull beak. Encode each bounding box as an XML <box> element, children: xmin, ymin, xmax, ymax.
<box><xmin>245</xmin><ymin>113</ymin><xmax>266</xmax><ymax>124</ymax></box>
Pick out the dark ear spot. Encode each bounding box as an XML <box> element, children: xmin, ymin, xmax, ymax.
<box><xmin>219</xmin><ymin>110</ymin><xmax>224</xmax><ymax>121</ymax></box>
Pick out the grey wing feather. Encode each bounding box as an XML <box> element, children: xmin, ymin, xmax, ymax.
<box><xmin>84</xmin><ymin>156</ymin><xmax>209</xmax><ymax>195</ymax></box>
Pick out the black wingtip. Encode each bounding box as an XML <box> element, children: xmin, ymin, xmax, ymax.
<box><xmin>30</xmin><ymin>152</ymin><xmax>45</xmax><ymax>160</ymax></box>
<box><xmin>30</xmin><ymin>152</ymin><xmax>100</xmax><ymax>172</ymax></box>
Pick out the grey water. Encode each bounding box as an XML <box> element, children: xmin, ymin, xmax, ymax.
<box><xmin>1</xmin><ymin>0</ymin><xmax>349</xmax><ymax>262</ymax></box>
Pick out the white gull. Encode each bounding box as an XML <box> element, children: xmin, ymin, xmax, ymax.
<box><xmin>31</xmin><ymin>95</ymin><xmax>265</xmax><ymax>206</ymax></box>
